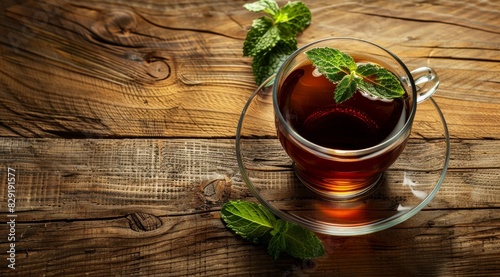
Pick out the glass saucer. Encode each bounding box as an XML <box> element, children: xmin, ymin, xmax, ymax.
<box><xmin>235</xmin><ymin>77</ymin><xmax>450</xmax><ymax>236</ymax></box>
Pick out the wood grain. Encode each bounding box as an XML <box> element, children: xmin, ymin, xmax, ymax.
<box><xmin>1</xmin><ymin>0</ymin><xmax>499</xmax><ymax>139</ymax></box>
<box><xmin>2</xmin><ymin>209</ymin><xmax>500</xmax><ymax>276</ymax></box>
<box><xmin>0</xmin><ymin>138</ymin><xmax>499</xmax><ymax>275</ymax></box>
<box><xmin>0</xmin><ymin>138</ymin><xmax>497</xmax><ymax>217</ymax></box>
<box><xmin>0</xmin><ymin>0</ymin><xmax>499</xmax><ymax>276</ymax></box>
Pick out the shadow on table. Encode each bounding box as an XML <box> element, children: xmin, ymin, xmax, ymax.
<box><xmin>302</xmin><ymin>226</ymin><xmax>452</xmax><ymax>276</ymax></box>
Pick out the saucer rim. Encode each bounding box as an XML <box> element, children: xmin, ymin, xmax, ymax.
<box><xmin>235</xmin><ymin>82</ymin><xmax>451</xmax><ymax>236</ymax></box>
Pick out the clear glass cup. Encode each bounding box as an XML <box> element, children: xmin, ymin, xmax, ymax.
<box><xmin>273</xmin><ymin>37</ymin><xmax>439</xmax><ymax>200</ymax></box>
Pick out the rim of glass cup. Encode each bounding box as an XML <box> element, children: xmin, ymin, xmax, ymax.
<box><xmin>272</xmin><ymin>37</ymin><xmax>418</xmax><ymax>157</ymax></box>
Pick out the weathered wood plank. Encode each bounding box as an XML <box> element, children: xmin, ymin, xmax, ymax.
<box><xmin>0</xmin><ymin>212</ymin><xmax>300</xmax><ymax>276</ymax></box>
<box><xmin>0</xmin><ymin>138</ymin><xmax>498</xmax><ymax>220</ymax></box>
<box><xmin>1</xmin><ymin>209</ymin><xmax>499</xmax><ymax>276</ymax></box>
<box><xmin>0</xmin><ymin>0</ymin><xmax>498</xmax><ymax>139</ymax></box>
<box><xmin>315</xmin><ymin>209</ymin><xmax>500</xmax><ymax>276</ymax></box>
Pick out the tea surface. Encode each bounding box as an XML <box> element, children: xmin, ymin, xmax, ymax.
<box><xmin>278</xmin><ymin>62</ymin><xmax>408</xmax><ymax>150</ymax></box>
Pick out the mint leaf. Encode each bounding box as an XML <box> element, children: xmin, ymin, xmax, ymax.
<box><xmin>252</xmin><ymin>39</ymin><xmax>297</xmax><ymax>84</ymax></box>
<box><xmin>243</xmin><ymin>0</ymin><xmax>311</xmax><ymax>84</ymax></box>
<box><xmin>221</xmin><ymin>200</ymin><xmax>276</xmax><ymax>244</ymax></box>
<box><xmin>281</xmin><ymin>222</ymin><xmax>326</xmax><ymax>259</ymax></box>
<box><xmin>243</xmin><ymin>0</ymin><xmax>279</xmax><ymax>15</ymax></box>
<box><xmin>221</xmin><ymin>200</ymin><xmax>325</xmax><ymax>260</ymax></box>
<box><xmin>356</xmin><ymin>63</ymin><xmax>405</xmax><ymax>99</ymax></box>
<box><xmin>335</xmin><ymin>72</ymin><xmax>359</xmax><ymax>103</ymax></box>
<box><xmin>305</xmin><ymin>47</ymin><xmax>356</xmax><ymax>82</ymax></box>
<box><xmin>243</xmin><ymin>17</ymin><xmax>278</xmax><ymax>57</ymax></box>
<box><xmin>268</xmin><ymin>220</ymin><xmax>287</xmax><ymax>259</ymax></box>
<box><xmin>268</xmin><ymin>219</ymin><xmax>325</xmax><ymax>260</ymax></box>
<box><xmin>275</xmin><ymin>1</ymin><xmax>311</xmax><ymax>38</ymax></box>
<box><xmin>305</xmin><ymin>47</ymin><xmax>405</xmax><ymax>103</ymax></box>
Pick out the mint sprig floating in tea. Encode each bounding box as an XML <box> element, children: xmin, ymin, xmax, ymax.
<box><xmin>221</xmin><ymin>200</ymin><xmax>325</xmax><ymax>260</ymax></box>
<box><xmin>243</xmin><ymin>0</ymin><xmax>311</xmax><ymax>84</ymax></box>
<box><xmin>305</xmin><ymin>47</ymin><xmax>405</xmax><ymax>103</ymax></box>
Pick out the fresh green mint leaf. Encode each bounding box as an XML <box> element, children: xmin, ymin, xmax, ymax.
<box><xmin>221</xmin><ymin>201</ymin><xmax>325</xmax><ymax>260</ymax></box>
<box><xmin>243</xmin><ymin>17</ymin><xmax>278</xmax><ymax>57</ymax></box>
<box><xmin>221</xmin><ymin>200</ymin><xmax>276</xmax><ymax>244</ymax></box>
<box><xmin>268</xmin><ymin>220</ymin><xmax>287</xmax><ymax>259</ymax></box>
<box><xmin>243</xmin><ymin>0</ymin><xmax>311</xmax><ymax>84</ymax></box>
<box><xmin>280</xmin><ymin>220</ymin><xmax>326</xmax><ymax>259</ymax></box>
<box><xmin>305</xmin><ymin>47</ymin><xmax>356</xmax><ymax>83</ymax></box>
<box><xmin>268</xmin><ymin>219</ymin><xmax>326</xmax><ymax>260</ymax></box>
<box><xmin>243</xmin><ymin>1</ymin><xmax>310</xmax><ymax>58</ymax></box>
<box><xmin>305</xmin><ymin>47</ymin><xmax>405</xmax><ymax>103</ymax></box>
<box><xmin>244</xmin><ymin>0</ymin><xmax>279</xmax><ymax>15</ymax></box>
<box><xmin>356</xmin><ymin>63</ymin><xmax>405</xmax><ymax>99</ymax></box>
<box><xmin>335</xmin><ymin>72</ymin><xmax>359</xmax><ymax>103</ymax></box>
<box><xmin>275</xmin><ymin>1</ymin><xmax>312</xmax><ymax>38</ymax></box>
<box><xmin>252</xmin><ymin>39</ymin><xmax>297</xmax><ymax>84</ymax></box>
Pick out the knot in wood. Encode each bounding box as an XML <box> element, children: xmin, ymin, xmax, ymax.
<box><xmin>104</xmin><ymin>9</ymin><xmax>137</xmax><ymax>36</ymax></box>
<box><xmin>127</xmin><ymin>212</ymin><xmax>162</xmax><ymax>232</ymax></box>
<box><xmin>197</xmin><ymin>176</ymin><xmax>232</xmax><ymax>208</ymax></box>
<box><xmin>144</xmin><ymin>54</ymin><xmax>171</xmax><ymax>80</ymax></box>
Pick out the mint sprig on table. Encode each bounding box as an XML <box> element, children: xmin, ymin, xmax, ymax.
<box><xmin>243</xmin><ymin>0</ymin><xmax>311</xmax><ymax>84</ymax></box>
<box><xmin>221</xmin><ymin>200</ymin><xmax>325</xmax><ymax>260</ymax></box>
<box><xmin>305</xmin><ymin>47</ymin><xmax>405</xmax><ymax>103</ymax></box>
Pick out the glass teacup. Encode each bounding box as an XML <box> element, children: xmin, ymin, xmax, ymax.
<box><xmin>273</xmin><ymin>37</ymin><xmax>439</xmax><ymax>200</ymax></box>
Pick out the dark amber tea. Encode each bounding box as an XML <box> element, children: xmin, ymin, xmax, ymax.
<box><xmin>276</xmin><ymin>61</ymin><xmax>410</xmax><ymax>198</ymax></box>
<box><xmin>279</xmin><ymin>62</ymin><xmax>408</xmax><ymax>150</ymax></box>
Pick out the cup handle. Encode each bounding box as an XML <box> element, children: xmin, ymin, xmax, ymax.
<box><xmin>411</xmin><ymin>67</ymin><xmax>439</xmax><ymax>104</ymax></box>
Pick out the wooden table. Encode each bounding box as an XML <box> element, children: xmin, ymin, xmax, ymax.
<box><xmin>1</xmin><ymin>0</ymin><xmax>499</xmax><ymax>276</ymax></box>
